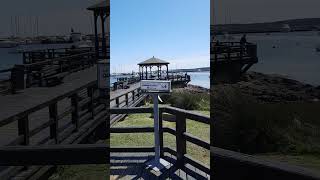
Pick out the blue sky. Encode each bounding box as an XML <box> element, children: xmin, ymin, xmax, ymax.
<box><xmin>110</xmin><ymin>0</ymin><xmax>209</xmax><ymax>73</ymax></box>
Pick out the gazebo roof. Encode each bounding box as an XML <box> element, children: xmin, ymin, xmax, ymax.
<box><xmin>138</xmin><ymin>56</ymin><xmax>170</xmax><ymax>66</ymax></box>
<box><xmin>87</xmin><ymin>1</ymin><xmax>110</xmax><ymax>11</ymax></box>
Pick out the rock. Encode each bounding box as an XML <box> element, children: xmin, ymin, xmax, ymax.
<box><xmin>213</xmin><ymin>71</ymin><xmax>320</xmax><ymax>103</ymax></box>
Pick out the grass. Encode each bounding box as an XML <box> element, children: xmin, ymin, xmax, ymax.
<box><xmin>110</xmin><ymin>111</ymin><xmax>210</xmax><ymax>166</ymax></box>
<box><xmin>49</xmin><ymin>165</ymin><xmax>108</xmax><ymax>180</ymax></box>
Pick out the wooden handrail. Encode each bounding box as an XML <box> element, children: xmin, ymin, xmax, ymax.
<box><xmin>0</xmin><ymin>144</ymin><xmax>108</xmax><ymax>166</ymax></box>
<box><xmin>211</xmin><ymin>146</ymin><xmax>320</xmax><ymax>180</ymax></box>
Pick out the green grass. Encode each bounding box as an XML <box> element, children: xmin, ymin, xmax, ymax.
<box><xmin>49</xmin><ymin>165</ymin><xmax>108</xmax><ymax>180</ymax></box>
<box><xmin>110</xmin><ymin>111</ymin><xmax>210</xmax><ymax>166</ymax></box>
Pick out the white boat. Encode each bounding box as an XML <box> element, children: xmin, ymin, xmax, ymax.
<box><xmin>0</xmin><ymin>40</ymin><xmax>18</xmax><ymax>48</ymax></box>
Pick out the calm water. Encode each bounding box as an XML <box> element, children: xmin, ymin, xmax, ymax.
<box><xmin>2</xmin><ymin>32</ymin><xmax>320</xmax><ymax>86</ymax></box>
<box><xmin>217</xmin><ymin>31</ymin><xmax>320</xmax><ymax>86</ymax></box>
<box><xmin>188</xmin><ymin>72</ymin><xmax>210</xmax><ymax>89</ymax></box>
<box><xmin>110</xmin><ymin>72</ymin><xmax>210</xmax><ymax>89</ymax></box>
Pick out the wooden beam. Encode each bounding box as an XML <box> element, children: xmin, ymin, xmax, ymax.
<box><xmin>0</xmin><ymin>144</ymin><xmax>109</xmax><ymax>166</ymax></box>
<box><xmin>211</xmin><ymin>146</ymin><xmax>320</xmax><ymax>180</ymax></box>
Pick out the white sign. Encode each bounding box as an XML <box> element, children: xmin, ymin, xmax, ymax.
<box><xmin>140</xmin><ymin>80</ymin><xmax>171</xmax><ymax>93</ymax></box>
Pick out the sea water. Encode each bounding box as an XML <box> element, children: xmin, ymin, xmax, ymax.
<box><xmin>217</xmin><ymin>31</ymin><xmax>320</xmax><ymax>86</ymax></box>
<box><xmin>2</xmin><ymin>32</ymin><xmax>320</xmax><ymax>87</ymax></box>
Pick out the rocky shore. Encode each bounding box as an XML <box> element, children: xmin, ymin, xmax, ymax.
<box><xmin>179</xmin><ymin>71</ymin><xmax>320</xmax><ymax>103</ymax></box>
<box><xmin>212</xmin><ymin>71</ymin><xmax>320</xmax><ymax>103</ymax></box>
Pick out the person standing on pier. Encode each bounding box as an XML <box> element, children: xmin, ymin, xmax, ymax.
<box><xmin>240</xmin><ymin>34</ymin><xmax>247</xmax><ymax>46</ymax></box>
<box><xmin>240</xmin><ymin>34</ymin><xmax>247</xmax><ymax>55</ymax></box>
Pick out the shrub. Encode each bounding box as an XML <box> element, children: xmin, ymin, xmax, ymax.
<box><xmin>212</xmin><ymin>85</ymin><xmax>320</xmax><ymax>155</ymax></box>
<box><xmin>161</xmin><ymin>90</ymin><xmax>209</xmax><ymax>110</ymax></box>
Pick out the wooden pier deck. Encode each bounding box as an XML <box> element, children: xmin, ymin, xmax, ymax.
<box><xmin>110</xmin><ymin>152</ymin><xmax>210</xmax><ymax>180</ymax></box>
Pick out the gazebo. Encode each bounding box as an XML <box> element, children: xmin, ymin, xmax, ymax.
<box><xmin>138</xmin><ymin>56</ymin><xmax>170</xmax><ymax>80</ymax></box>
<box><xmin>87</xmin><ymin>1</ymin><xmax>110</xmax><ymax>59</ymax></box>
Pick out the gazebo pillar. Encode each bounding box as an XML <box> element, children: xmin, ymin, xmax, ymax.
<box><xmin>145</xmin><ymin>66</ymin><xmax>148</xmax><ymax>80</ymax></box>
<box><xmin>166</xmin><ymin>65</ymin><xmax>169</xmax><ymax>80</ymax></box>
<box><xmin>149</xmin><ymin>66</ymin><xmax>152</xmax><ymax>79</ymax></box>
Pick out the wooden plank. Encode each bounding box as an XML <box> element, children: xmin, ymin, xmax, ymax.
<box><xmin>0</xmin><ymin>67</ymin><xmax>97</xmax><ymax>128</ymax></box>
<box><xmin>163</xmin><ymin>127</ymin><xmax>176</xmax><ymax>135</ymax></box>
<box><xmin>0</xmin><ymin>144</ymin><xmax>108</xmax><ymax>165</ymax></box>
<box><xmin>211</xmin><ymin>146</ymin><xmax>320</xmax><ymax>180</ymax></box>
<box><xmin>110</xmin><ymin>107</ymin><xmax>153</xmax><ymax>114</ymax></box>
<box><xmin>110</xmin><ymin>127</ymin><xmax>154</xmax><ymax>133</ymax></box>
<box><xmin>164</xmin><ymin>106</ymin><xmax>210</xmax><ymax>124</ymax></box>
<box><xmin>184</xmin><ymin>132</ymin><xmax>210</xmax><ymax>150</ymax></box>
<box><xmin>110</xmin><ymin>147</ymin><xmax>154</xmax><ymax>153</ymax></box>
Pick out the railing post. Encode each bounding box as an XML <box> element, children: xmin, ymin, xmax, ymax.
<box><xmin>125</xmin><ymin>93</ymin><xmax>129</xmax><ymax>106</ymax></box>
<box><xmin>87</xmin><ymin>86</ymin><xmax>94</xmax><ymax>119</ymax></box>
<box><xmin>132</xmin><ymin>91</ymin><xmax>135</xmax><ymax>101</ymax></box>
<box><xmin>159</xmin><ymin>108</ymin><xmax>164</xmax><ymax>158</ymax></box>
<box><xmin>49</xmin><ymin>102</ymin><xmax>59</xmax><ymax>144</ymax></box>
<box><xmin>116</xmin><ymin>97</ymin><xmax>120</xmax><ymax>108</ymax></box>
<box><xmin>176</xmin><ymin>111</ymin><xmax>186</xmax><ymax>167</ymax></box>
<box><xmin>11</xmin><ymin>65</ymin><xmax>26</xmax><ymax>91</ymax></box>
<box><xmin>18</xmin><ymin>115</ymin><xmax>29</xmax><ymax>145</ymax></box>
<box><xmin>71</xmin><ymin>94</ymin><xmax>79</xmax><ymax>132</ymax></box>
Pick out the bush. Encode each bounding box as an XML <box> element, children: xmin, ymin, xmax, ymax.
<box><xmin>161</xmin><ymin>90</ymin><xmax>209</xmax><ymax>110</ymax></box>
<box><xmin>212</xmin><ymin>85</ymin><xmax>320</xmax><ymax>155</ymax></box>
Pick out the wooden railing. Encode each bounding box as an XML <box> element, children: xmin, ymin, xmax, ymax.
<box><xmin>22</xmin><ymin>47</ymin><xmax>94</xmax><ymax>64</ymax></box>
<box><xmin>111</xmin><ymin>76</ymin><xmax>140</xmax><ymax>91</ymax></box>
<box><xmin>168</xmin><ymin>73</ymin><xmax>191</xmax><ymax>82</ymax></box>
<box><xmin>0</xmin><ymin>68</ymin><xmax>13</xmax><ymax>94</ymax></box>
<box><xmin>0</xmin><ymin>52</ymin><xmax>97</xmax><ymax>94</ymax></box>
<box><xmin>211</xmin><ymin>42</ymin><xmax>258</xmax><ymax>63</ymax></box>
<box><xmin>110</xmin><ymin>87</ymin><xmax>145</xmax><ymax>124</ymax></box>
<box><xmin>0</xmin><ymin>80</ymin><xmax>108</xmax><ymax>178</ymax></box>
<box><xmin>110</xmin><ymin>106</ymin><xmax>210</xmax><ymax>178</ymax></box>
<box><xmin>211</xmin><ymin>147</ymin><xmax>320</xmax><ymax>180</ymax></box>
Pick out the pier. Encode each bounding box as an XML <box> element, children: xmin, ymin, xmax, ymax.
<box><xmin>0</xmin><ymin>1</ymin><xmax>319</xmax><ymax>179</ymax></box>
<box><xmin>211</xmin><ymin>41</ymin><xmax>258</xmax><ymax>84</ymax></box>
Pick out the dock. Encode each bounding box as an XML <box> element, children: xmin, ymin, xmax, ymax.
<box><xmin>211</xmin><ymin>41</ymin><xmax>258</xmax><ymax>83</ymax></box>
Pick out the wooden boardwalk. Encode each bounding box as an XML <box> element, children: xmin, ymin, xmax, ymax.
<box><xmin>110</xmin><ymin>152</ymin><xmax>210</xmax><ymax>180</ymax></box>
<box><xmin>0</xmin><ymin>66</ymin><xmax>97</xmax><ymax>145</ymax></box>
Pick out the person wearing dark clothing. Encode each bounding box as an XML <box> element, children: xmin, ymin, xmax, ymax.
<box><xmin>240</xmin><ymin>34</ymin><xmax>247</xmax><ymax>55</ymax></box>
<box><xmin>240</xmin><ymin>34</ymin><xmax>247</xmax><ymax>45</ymax></box>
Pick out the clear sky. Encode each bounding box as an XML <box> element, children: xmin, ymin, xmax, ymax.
<box><xmin>213</xmin><ymin>0</ymin><xmax>320</xmax><ymax>24</ymax></box>
<box><xmin>0</xmin><ymin>0</ymin><xmax>98</xmax><ymax>37</ymax></box>
<box><xmin>110</xmin><ymin>0</ymin><xmax>210</xmax><ymax>73</ymax></box>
